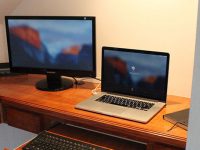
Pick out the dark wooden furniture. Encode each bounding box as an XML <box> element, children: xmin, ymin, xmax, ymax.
<box><xmin>0</xmin><ymin>75</ymin><xmax>189</xmax><ymax>150</ymax></box>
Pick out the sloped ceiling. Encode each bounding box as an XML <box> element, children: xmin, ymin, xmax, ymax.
<box><xmin>0</xmin><ymin>0</ymin><xmax>23</xmax><ymax>22</ymax></box>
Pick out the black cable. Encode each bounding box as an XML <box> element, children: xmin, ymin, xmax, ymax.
<box><xmin>72</xmin><ymin>77</ymin><xmax>101</xmax><ymax>88</ymax></box>
<box><xmin>77</xmin><ymin>77</ymin><xmax>101</xmax><ymax>82</ymax></box>
<box><xmin>93</xmin><ymin>77</ymin><xmax>101</xmax><ymax>81</ymax></box>
<box><xmin>73</xmin><ymin>77</ymin><xmax>78</xmax><ymax>88</ymax></box>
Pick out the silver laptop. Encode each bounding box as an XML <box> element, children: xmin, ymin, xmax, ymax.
<box><xmin>76</xmin><ymin>47</ymin><xmax>170</xmax><ymax>123</ymax></box>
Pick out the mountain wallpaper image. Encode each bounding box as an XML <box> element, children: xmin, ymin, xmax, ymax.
<box><xmin>8</xmin><ymin>19</ymin><xmax>93</xmax><ymax>71</ymax></box>
<box><xmin>103</xmin><ymin>50</ymin><xmax>168</xmax><ymax>101</ymax></box>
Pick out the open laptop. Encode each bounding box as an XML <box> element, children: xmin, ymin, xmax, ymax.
<box><xmin>76</xmin><ymin>47</ymin><xmax>170</xmax><ymax>123</ymax></box>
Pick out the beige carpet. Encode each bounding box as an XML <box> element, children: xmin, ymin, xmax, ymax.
<box><xmin>0</xmin><ymin>123</ymin><xmax>36</xmax><ymax>150</ymax></box>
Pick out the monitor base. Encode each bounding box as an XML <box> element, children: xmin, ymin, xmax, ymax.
<box><xmin>36</xmin><ymin>74</ymin><xmax>73</xmax><ymax>91</ymax></box>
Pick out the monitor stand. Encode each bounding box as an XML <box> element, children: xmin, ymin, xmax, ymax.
<box><xmin>36</xmin><ymin>73</ymin><xmax>73</xmax><ymax>91</ymax></box>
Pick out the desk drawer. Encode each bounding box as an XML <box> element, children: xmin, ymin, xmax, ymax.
<box><xmin>5</xmin><ymin>107</ymin><xmax>41</xmax><ymax>133</ymax></box>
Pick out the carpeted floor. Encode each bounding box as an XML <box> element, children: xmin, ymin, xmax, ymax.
<box><xmin>0</xmin><ymin>123</ymin><xmax>36</xmax><ymax>150</ymax></box>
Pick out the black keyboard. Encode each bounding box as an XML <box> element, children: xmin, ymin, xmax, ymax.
<box><xmin>96</xmin><ymin>95</ymin><xmax>154</xmax><ymax>111</ymax></box>
<box><xmin>22</xmin><ymin>131</ymin><xmax>108</xmax><ymax>150</ymax></box>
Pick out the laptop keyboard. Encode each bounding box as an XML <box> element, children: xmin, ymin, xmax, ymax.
<box><xmin>96</xmin><ymin>95</ymin><xmax>155</xmax><ymax>111</ymax></box>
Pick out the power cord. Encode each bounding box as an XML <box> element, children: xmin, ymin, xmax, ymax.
<box><xmin>73</xmin><ymin>77</ymin><xmax>101</xmax><ymax>88</ymax></box>
<box><xmin>93</xmin><ymin>77</ymin><xmax>101</xmax><ymax>81</ymax></box>
<box><xmin>91</xmin><ymin>83</ymin><xmax>101</xmax><ymax>95</ymax></box>
<box><xmin>72</xmin><ymin>77</ymin><xmax>101</xmax><ymax>94</ymax></box>
<box><xmin>78</xmin><ymin>77</ymin><xmax>101</xmax><ymax>83</ymax></box>
<box><xmin>72</xmin><ymin>77</ymin><xmax>78</xmax><ymax>88</ymax></box>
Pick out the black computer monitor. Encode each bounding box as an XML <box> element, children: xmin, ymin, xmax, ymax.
<box><xmin>5</xmin><ymin>16</ymin><xmax>96</xmax><ymax>91</ymax></box>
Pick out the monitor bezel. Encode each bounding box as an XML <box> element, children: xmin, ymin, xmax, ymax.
<box><xmin>101</xmin><ymin>46</ymin><xmax>170</xmax><ymax>102</ymax></box>
<box><xmin>5</xmin><ymin>16</ymin><xmax>96</xmax><ymax>78</ymax></box>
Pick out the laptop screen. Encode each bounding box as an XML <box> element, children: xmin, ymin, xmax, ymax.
<box><xmin>102</xmin><ymin>47</ymin><xmax>169</xmax><ymax>102</ymax></box>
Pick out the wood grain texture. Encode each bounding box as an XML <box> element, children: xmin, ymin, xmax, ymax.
<box><xmin>5</xmin><ymin>107</ymin><xmax>41</xmax><ymax>133</ymax></box>
<box><xmin>0</xmin><ymin>75</ymin><xmax>189</xmax><ymax>149</ymax></box>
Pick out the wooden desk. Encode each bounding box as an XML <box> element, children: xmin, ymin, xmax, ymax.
<box><xmin>0</xmin><ymin>75</ymin><xmax>189</xmax><ymax>150</ymax></box>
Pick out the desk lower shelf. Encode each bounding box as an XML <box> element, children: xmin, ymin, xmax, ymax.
<box><xmin>16</xmin><ymin>124</ymin><xmax>147</xmax><ymax>150</ymax></box>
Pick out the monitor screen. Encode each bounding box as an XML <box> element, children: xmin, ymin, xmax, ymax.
<box><xmin>102</xmin><ymin>47</ymin><xmax>169</xmax><ymax>102</ymax></box>
<box><xmin>5</xmin><ymin>16</ymin><xmax>96</xmax><ymax>76</ymax></box>
<box><xmin>5</xmin><ymin>16</ymin><xmax>96</xmax><ymax>91</ymax></box>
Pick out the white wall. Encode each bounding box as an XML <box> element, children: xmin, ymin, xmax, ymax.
<box><xmin>186</xmin><ymin>1</ymin><xmax>200</xmax><ymax>149</ymax></box>
<box><xmin>0</xmin><ymin>23</ymin><xmax>8</xmax><ymax>63</ymax></box>
<box><xmin>0</xmin><ymin>0</ymin><xmax>23</xmax><ymax>63</ymax></box>
<box><xmin>0</xmin><ymin>0</ymin><xmax>23</xmax><ymax>22</ymax></box>
<box><xmin>1</xmin><ymin>0</ymin><xmax>198</xmax><ymax>98</ymax></box>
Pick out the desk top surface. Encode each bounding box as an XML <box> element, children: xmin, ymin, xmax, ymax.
<box><xmin>0</xmin><ymin>75</ymin><xmax>189</xmax><ymax>148</ymax></box>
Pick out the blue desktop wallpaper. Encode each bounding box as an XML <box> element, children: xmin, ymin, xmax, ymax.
<box><xmin>8</xmin><ymin>19</ymin><xmax>93</xmax><ymax>71</ymax></box>
<box><xmin>103</xmin><ymin>50</ymin><xmax>168</xmax><ymax>101</ymax></box>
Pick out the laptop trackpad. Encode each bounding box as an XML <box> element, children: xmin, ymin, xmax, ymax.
<box><xmin>97</xmin><ymin>105</ymin><xmax>125</xmax><ymax>114</ymax></box>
